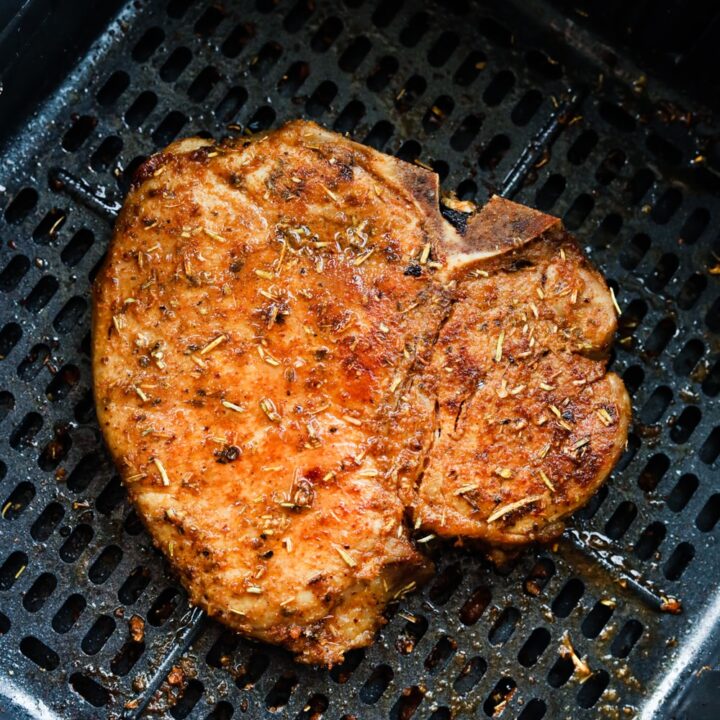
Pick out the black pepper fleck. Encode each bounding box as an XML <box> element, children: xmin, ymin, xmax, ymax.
<box><xmin>215</xmin><ymin>445</ymin><xmax>241</xmax><ymax>464</ymax></box>
<box><xmin>404</xmin><ymin>264</ymin><xmax>422</xmax><ymax>277</ymax></box>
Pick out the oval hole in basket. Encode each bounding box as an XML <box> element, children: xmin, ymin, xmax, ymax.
<box><xmin>699</xmin><ymin>426</ymin><xmax>720</xmax><ymax>465</ymax></box>
<box><xmin>171</xmin><ymin>679</ymin><xmax>204</xmax><ymax>718</ymax></box>
<box><xmin>637</xmin><ymin>454</ymin><xmax>670</xmax><ymax>492</ymax></box>
<box><xmin>673</xmin><ymin>339</ymin><xmax>704</xmax><ymax>376</ymax></box>
<box><xmin>671</xmin><ymin>406</ymin><xmax>701</xmax><ymax>444</ymax></box>
<box><xmin>459</xmin><ymin>585</ymin><xmax>491</xmax><ymax>625</ymax></box>
<box><xmin>237</xmin><ymin>651</ymin><xmax>270</xmax><ymax>689</ymax></box>
<box><xmin>69</xmin><ymin>673</ymin><xmax>110</xmax><ymax>707</ymax></box>
<box><xmin>666</xmin><ymin>473</ymin><xmax>698</xmax><ymax>512</ymax></box>
<box><xmin>395</xmin><ymin>614</ymin><xmax>428</xmax><ymax>654</ymax></box>
<box><xmin>52</xmin><ymin>593</ymin><xmax>86</xmax><ymax>633</ymax></box>
<box><xmin>518</xmin><ymin>627</ymin><xmax>550</xmax><ymax>666</ymax></box>
<box><xmin>118</xmin><ymin>566</ymin><xmax>151</xmax><ymax>606</ymax></box>
<box><xmin>664</xmin><ymin>542</ymin><xmax>695</xmax><ymax>580</ymax></box>
<box><xmin>110</xmin><ymin>639</ymin><xmax>145</xmax><ymax>677</ymax></box>
<box><xmin>310</xmin><ymin>16</ymin><xmax>342</xmax><ymax>53</ymax></box>
<box><xmin>518</xmin><ymin>698</ymin><xmax>547</xmax><ymax>720</ymax></box>
<box><xmin>389</xmin><ymin>685</ymin><xmax>424</xmax><ymax>719</ymax></box>
<box><xmin>81</xmin><ymin>614</ymin><xmax>116</xmax><ymax>655</ymax></box>
<box><xmin>148</xmin><ymin>587</ymin><xmax>181</xmax><ymax>625</ymax></box>
<box><xmin>359</xmin><ymin>664</ymin><xmax>393</xmax><ymax>704</ymax></box>
<box><xmin>547</xmin><ymin>653</ymin><xmax>575</xmax><ymax>687</ymax></box>
<box><xmin>577</xmin><ymin>670</ymin><xmax>609</xmax><ymax>708</ymax></box>
<box><xmin>132</xmin><ymin>26</ymin><xmax>164</xmax><ymax>62</ymax></box>
<box><xmin>424</xmin><ymin>635</ymin><xmax>456</xmax><ymax>674</ymax></box>
<box><xmin>400</xmin><ymin>12</ymin><xmax>429</xmax><ymax>47</ymax></box>
<box><xmin>428</xmin><ymin>563</ymin><xmax>462</xmax><ymax>605</ymax></box>
<box><xmin>97</xmin><ymin>70</ymin><xmax>129</xmax><ymax>105</ymax></box>
<box><xmin>582</xmin><ymin>601</ymin><xmax>614</xmax><ymax>639</ymax></box>
<box><xmin>454</xmin><ymin>50</ymin><xmax>487</xmax><ymax>86</ymax></box>
<box><xmin>20</xmin><ymin>636</ymin><xmax>59</xmax><ymax>670</ymax></box>
<box><xmin>696</xmin><ymin>494</ymin><xmax>720</xmax><ymax>532</ymax></box>
<box><xmin>605</xmin><ymin>501</ymin><xmax>637</xmax><ymax>539</ymax></box>
<box><xmin>483</xmin><ymin>677</ymin><xmax>517</xmax><ymax>716</ymax></box>
<box><xmin>634</xmin><ymin>522</ymin><xmax>666</xmax><ymax>561</ymax></box>
<box><xmin>31</xmin><ymin>502</ymin><xmax>64</xmax><ymax>541</ymax></box>
<box><xmin>338</xmin><ymin>35</ymin><xmax>371</xmax><ymax>73</ymax></box>
<box><xmin>523</xmin><ymin>557</ymin><xmax>555</xmax><ymax>596</ymax></box>
<box><xmin>23</xmin><ymin>572</ymin><xmax>57</xmax><ymax>613</ymax></box>
<box><xmin>2</xmin><ymin>481</ymin><xmax>35</xmax><ymax>520</ymax></box>
<box><xmin>611</xmin><ymin>619</ymin><xmax>643</xmax><ymax>659</ymax></box>
<box><xmin>478</xmin><ymin>134</ymin><xmax>511</xmax><ymax>171</ymax></box>
<box><xmin>88</xmin><ymin>545</ymin><xmax>123</xmax><ymax>584</ymax></box>
<box><xmin>5</xmin><ymin>187</ymin><xmax>38</xmax><ymax>224</ymax></box>
<box><xmin>552</xmin><ymin>578</ymin><xmax>584</xmax><ymax>618</ymax></box>
<box><xmin>0</xmin><ymin>254</ymin><xmax>30</xmax><ymax>292</ymax></box>
<box><xmin>453</xmin><ymin>656</ymin><xmax>487</xmax><ymax>694</ymax></box>
<box><xmin>488</xmin><ymin>607</ymin><xmax>520</xmax><ymax>645</ymax></box>
<box><xmin>640</xmin><ymin>386</ymin><xmax>672</xmax><ymax>425</ymax></box>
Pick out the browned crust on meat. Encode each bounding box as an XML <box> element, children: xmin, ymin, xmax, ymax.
<box><xmin>439</xmin><ymin>195</ymin><xmax>562</xmax><ymax>277</ymax></box>
<box><xmin>92</xmin><ymin>121</ymin><xmax>444</xmax><ymax>665</ymax></box>
<box><xmin>93</xmin><ymin>121</ymin><xmax>630</xmax><ymax>665</ymax></box>
<box><xmin>402</xmin><ymin>198</ymin><xmax>630</xmax><ymax>547</ymax></box>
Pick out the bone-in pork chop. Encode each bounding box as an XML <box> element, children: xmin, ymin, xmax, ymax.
<box><xmin>394</xmin><ymin>197</ymin><xmax>630</xmax><ymax>551</ymax></box>
<box><xmin>93</xmin><ymin>120</ymin><xmax>629</xmax><ymax>664</ymax></box>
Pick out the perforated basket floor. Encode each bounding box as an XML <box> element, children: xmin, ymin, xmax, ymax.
<box><xmin>1</xmin><ymin>1</ymin><xmax>720</xmax><ymax>718</ymax></box>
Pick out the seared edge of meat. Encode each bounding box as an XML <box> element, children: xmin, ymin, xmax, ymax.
<box><xmin>439</xmin><ymin>193</ymin><xmax>561</xmax><ymax>277</ymax></box>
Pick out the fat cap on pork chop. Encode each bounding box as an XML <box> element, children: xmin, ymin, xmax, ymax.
<box><xmin>93</xmin><ymin>120</ymin><xmax>629</xmax><ymax>664</ymax></box>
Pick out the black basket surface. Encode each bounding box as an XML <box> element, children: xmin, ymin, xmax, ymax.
<box><xmin>1</xmin><ymin>1</ymin><xmax>720</xmax><ymax>718</ymax></box>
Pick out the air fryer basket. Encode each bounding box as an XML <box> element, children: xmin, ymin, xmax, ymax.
<box><xmin>1</xmin><ymin>1</ymin><xmax>719</xmax><ymax>718</ymax></box>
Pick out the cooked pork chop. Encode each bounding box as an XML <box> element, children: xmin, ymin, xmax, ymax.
<box><xmin>395</xmin><ymin>197</ymin><xmax>631</xmax><ymax>549</ymax></box>
<box><xmin>93</xmin><ymin>121</ymin><xmax>450</xmax><ymax>665</ymax></box>
<box><xmin>93</xmin><ymin>120</ymin><xmax>629</xmax><ymax>664</ymax></box>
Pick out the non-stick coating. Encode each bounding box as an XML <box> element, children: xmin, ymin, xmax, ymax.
<box><xmin>0</xmin><ymin>1</ymin><xmax>719</xmax><ymax>718</ymax></box>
